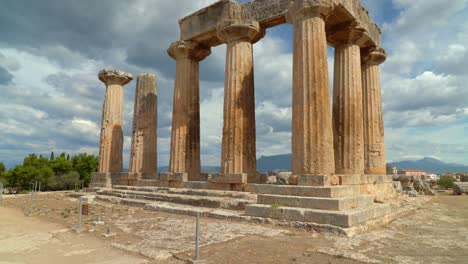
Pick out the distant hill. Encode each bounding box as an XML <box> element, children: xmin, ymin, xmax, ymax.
<box><xmin>257</xmin><ymin>154</ymin><xmax>291</xmax><ymax>172</ymax></box>
<box><xmin>387</xmin><ymin>157</ymin><xmax>468</xmax><ymax>174</ymax></box>
<box><xmin>158</xmin><ymin>156</ymin><xmax>468</xmax><ymax>175</ymax></box>
<box><xmin>158</xmin><ymin>166</ymin><xmax>221</xmax><ymax>173</ymax></box>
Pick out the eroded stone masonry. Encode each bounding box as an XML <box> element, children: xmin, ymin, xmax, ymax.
<box><xmin>91</xmin><ymin>0</ymin><xmax>396</xmax><ymax>230</ymax></box>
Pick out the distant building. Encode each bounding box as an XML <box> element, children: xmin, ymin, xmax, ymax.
<box><xmin>425</xmin><ymin>173</ymin><xmax>438</xmax><ymax>180</ymax></box>
<box><xmin>398</xmin><ymin>170</ymin><xmax>426</xmax><ymax>177</ymax></box>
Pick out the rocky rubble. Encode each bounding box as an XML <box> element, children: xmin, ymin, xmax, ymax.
<box><xmin>393</xmin><ymin>175</ymin><xmax>436</xmax><ymax>196</ymax></box>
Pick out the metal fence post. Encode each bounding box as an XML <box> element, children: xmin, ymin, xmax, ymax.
<box><xmin>0</xmin><ymin>182</ymin><xmax>3</xmax><ymax>206</ymax></box>
<box><xmin>29</xmin><ymin>190</ymin><xmax>34</xmax><ymax>215</ymax></box>
<box><xmin>77</xmin><ymin>197</ymin><xmax>83</xmax><ymax>230</ymax></box>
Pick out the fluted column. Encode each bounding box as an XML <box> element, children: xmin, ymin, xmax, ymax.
<box><xmin>362</xmin><ymin>47</ymin><xmax>387</xmax><ymax>174</ymax></box>
<box><xmin>168</xmin><ymin>41</ymin><xmax>210</xmax><ymax>181</ymax></box>
<box><xmin>129</xmin><ymin>73</ymin><xmax>158</xmax><ymax>175</ymax></box>
<box><xmin>217</xmin><ymin>20</ymin><xmax>264</xmax><ymax>183</ymax></box>
<box><xmin>329</xmin><ymin>26</ymin><xmax>366</xmax><ymax>174</ymax></box>
<box><xmin>98</xmin><ymin>69</ymin><xmax>133</xmax><ymax>173</ymax></box>
<box><xmin>287</xmin><ymin>1</ymin><xmax>335</xmax><ymax>181</ymax></box>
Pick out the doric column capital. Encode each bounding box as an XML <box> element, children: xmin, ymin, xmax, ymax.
<box><xmin>327</xmin><ymin>22</ymin><xmax>367</xmax><ymax>47</ymax></box>
<box><xmin>217</xmin><ymin>19</ymin><xmax>265</xmax><ymax>44</ymax></box>
<box><xmin>167</xmin><ymin>41</ymin><xmax>211</xmax><ymax>62</ymax></box>
<box><xmin>286</xmin><ymin>0</ymin><xmax>333</xmax><ymax>23</ymax></box>
<box><xmin>98</xmin><ymin>69</ymin><xmax>133</xmax><ymax>86</ymax></box>
<box><xmin>361</xmin><ymin>47</ymin><xmax>387</xmax><ymax>65</ymax></box>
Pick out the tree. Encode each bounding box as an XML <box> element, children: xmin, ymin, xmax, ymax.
<box><xmin>0</xmin><ymin>162</ymin><xmax>6</xmax><ymax>185</ymax></box>
<box><xmin>47</xmin><ymin>171</ymin><xmax>80</xmax><ymax>191</ymax></box>
<box><xmin>2</xmin><ymin>152</ymin><xmax>98</xmax><ymax>191</ymax></box>
<box><xmin>437</xmin><ymin>176</ymin><xmax>456</xmax><ymax>190</ymax></box>
<box><xmin>71</xmin><ymin>153</ymin><xmax>98</xmax><ymax>185</ymax></box>
<box><xmin>49</xmin><ymin>155</ymin><xmax>73</xmax><ymax>176</ymax></box>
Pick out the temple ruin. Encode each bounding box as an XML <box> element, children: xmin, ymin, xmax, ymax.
<box><xmin>91</xmin><ymin>0</ymin><xmax>395</xmax><ymax>230</ymax></box>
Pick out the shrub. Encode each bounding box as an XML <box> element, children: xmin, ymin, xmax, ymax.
<box><xmin>437</xmin><ymin>176</ymin><xmax>456</xmax><ymax>190</ymax></box>
<box><xmin>271</xmin><ymin>203</ymin><xmax>282</xmax><ymax>209</ymax></box>
<box><xmin>47</xmin><ymin>171</ymin><xmax>81</xmax><ymax>191</ymax></box>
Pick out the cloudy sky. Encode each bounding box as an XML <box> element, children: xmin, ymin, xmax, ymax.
<box><xmin>0</xmin><ymin>0</ymin><xmax>467</xmax><ymax>169</ymax></box>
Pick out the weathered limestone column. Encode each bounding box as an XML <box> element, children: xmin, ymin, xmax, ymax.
<box><xmin>287</xmin><ymin>0</ymin><xmax>335</xmax><ymax>185</ymax></box>
<box><xmin>167</xmin><ymin>41</ymin><xmax>210</xmax><ymax>181</ymax></box>
<box><xmin>98</xmin><ymin>69</ymin><xmax>133</xmax><ymax>173</ymax></box>
<box><xmin>329</xmin><ymin>26</ymin><xmax>366</xmax><ymax>174</ymax></box>
<box><xmin>129</xmin><ymin>73</ymin><xmax>158</xmax><ymax>177</ymax></box>
<box><xmin>361</xmin><ymin>47</ymin><xmax>387</xmax><ymax>174</ymax></box>
<box><xmin>217</xmin><ymin>20</ymin><xmax>264</xmax><ymax>183</ymax></box>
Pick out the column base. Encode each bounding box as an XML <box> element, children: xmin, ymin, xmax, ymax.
<box><xmin>90</xmin><ymin>172</ymin><xmax>139</xmax><ymax>188</ymax></box>
<box><xmin>160</xmin><ymin>172</ymin><xmax>188</xmax><ymax>188</ymax></box>
<box><xmin>209</xmin><ymin>173</ymin><xmax>251</xmax><ymax>191</ymax></box>
<box><xmin>365</xmin><ymin>168</ymin><xmax>387</xmax><ymax>174</ymax></box>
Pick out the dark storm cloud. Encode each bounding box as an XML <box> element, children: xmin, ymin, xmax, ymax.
<box><xmin>0</xmin><ymin>66</ymin><xmax>13</xmax><ymax>84</ymax></box>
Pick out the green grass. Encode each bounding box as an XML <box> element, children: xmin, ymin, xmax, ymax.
<box><xmin>271</xmin><ymin>203</ymin><xmax>282</xmax><ymax>209</ymax></box>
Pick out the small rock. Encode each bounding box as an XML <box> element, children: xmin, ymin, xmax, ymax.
<box><xmin>102</xmin><ymin>233</ymin><xmax>116</xmax><ymax>238</ymax></box>
<box><xmin>374</xmin><ymin>198</ymin><xmax>385</xmax><ymax>204</ymax></box>
<box><xmin>267</xmin><ymin>176</ymin><xmax>277</xmax><ymax>184</ymax></box>
<box><xmin>276</xmin><ymin>172</ymin><xmax>292</xmax><ymax>185</ymax></box>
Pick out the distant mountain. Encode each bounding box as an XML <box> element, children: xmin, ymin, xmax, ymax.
<box><xmin>158</xmin><ymin>156</ymin><xmax>468</xmax><ymax>175</ymax></box>
<box><xmin>158</xmin><ymin>166</ymin><xmax>221</xmax><ymax>173</ymax></box>
<box><xmin>257</xmin><ymin>154</ymin><xmax>291</xmax><ymax>172</ymax></box>
<box><xmin>387</xmin><ymin>157</ymin><xmax>468</xmax><ymax>174</ymax></box>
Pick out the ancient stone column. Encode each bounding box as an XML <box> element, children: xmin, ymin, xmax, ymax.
<box><xmin>287</xmin><ymin>1</ymin><xmax>335</xmax><ymax>184</ymax></box>
<box><xmin>167</xmin><ymin>41</ymin><xmax>211</xmax><ymax>181</ymax></box>
<box><xmin>217</xmin><ymin>20</ymin><xmax>264</xmax><ymax>183</ymax></box>
<box><xmin>361</xmin><ymin>47</ymin><xmax>387</xmax><ymax>174</ymax></box>
<box><xmin>329</xmin><ymin>26</ymin><xmax>367</xmax><ymax>174</ymax></box>
<box><xmin>129</xmin><ymin>73</ymin><xmax>158</xmax><ymax>176</ymax></box>
<box><xmin>98</xmin><ymin>69</ymin><xmax>133</xmax><ymax>173</ymax></box>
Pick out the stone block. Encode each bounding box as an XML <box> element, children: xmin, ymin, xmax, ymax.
<box><xmin>136</xmin><ymin>179</ymin><xmax>167</xmax><ymax>187</ymax></box>
<box><xmin>160</xmin><ymin>172</ymin><xmax>188</xmax><ymax>182</ymax></box>
<box><xmin>247</xmin><ymin>173</ymin><xmax>258</xmax><ymax>184</ymax></box>
<box><xmin>257</xmin><ymin>194</ymin><xmax>373</xmax><ymax>211</ymax></box>
<box><xmin>257</xmin><ymin>174</ymin><xmax>268</xmax><ymax>184</ymax></box>
<box><xmin>244</xmin><ymin>184</ymin><xmax>358</xmax><ymax>198</ymax></box>
<box><xmin>199</xmin><ymin>173</ymin><xmax>210</xmax><ymax>181</ymax></box>
<box><xmin>453</xmin><ymin>182</ymin><xmax>468</xmax><ymax>194</ymax></box>
<box><xmin>140</xmin><ymin>172</ymin><xmax>160</xmax><ymax>180</ymax></box>
<box><xmin>210</xmin><ymin>173</ymin><xmax>247</xmax><ymax>184</ymax></box>
<box><xmin>90</xmin><ymin>172</ymin><xmax>111</xmax><ymax>188</ymax></box>
<box><xmin>169</xmin><ymin>181</ymin><xmax>186</xmax><ymax>188</ymax></box>
<box><xmin>158</xmin><ymin>180</ymin><xmax>170</xmax><ymax>188</ymax></box>
<box><xmin>297</xmin><ymin>174</ymin><xmax>339</xmax><ymax>186</ymax></box>
<box><xmin>208</xmin><ymin>182</ymin><xmax>232</xmax><ymax>191</ymax></box>
<box><xmin>337</xmin><ymin>174</ymin><xmax>392</xmax><ymax>185</ymax></box>
<box><xmin>230</xmin><ymin>183</ymin><xmax>245</xmax><ymax>192</ymax></box>
<box><xmin>185</xmin><ymin>181</ymin><xmax>211</xmax><ymax>189</ymax></box>
<box><xmin>245</xmin><ymin>203</ymin><xmax>391</xmax><ymax>228</ymax></box>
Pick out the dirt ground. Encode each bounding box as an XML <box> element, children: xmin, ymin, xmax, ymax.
<box><xmin>1</xmin><ymin>191</ymin><xmax>467</xmax><ymax>264</ymax></box>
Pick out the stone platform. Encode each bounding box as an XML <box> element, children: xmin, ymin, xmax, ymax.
<box><xmin>89</xmin><ymin>173</ymin><xmax>397</xmax><ymax>232</ymax></box>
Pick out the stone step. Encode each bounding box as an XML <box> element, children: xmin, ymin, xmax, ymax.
<box><xmin>245</xmin><ymin>184</ymin><xmax>357</xmax><ymax>198</ymax></box>
<box><xmin>97</xmin><ymin>188</ymin><xmax>253</xmax><ymax>210</ymax></box>
<box><xmin>95</xmin><ymin>195</ymin><xmax>246</xmax><ymax>219</ymax></box>
<box><xmin>113</xmin><ymin>185</ymin><xmax>256</xmax><ymax>200</ymax></box>
<box><xmin>245</xmin><ymin>203</ymin><xmax>391</xmax><ymax>228</ymax></box>
<box><xmin>257</xmin><ymin>194</ymin><xmax>374</xmax><ymax>211</ymax></box>
<box><xmin>135</xmin><ymin>179</ymin><xmax>164</xmax><ymax>187</ymax></box>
